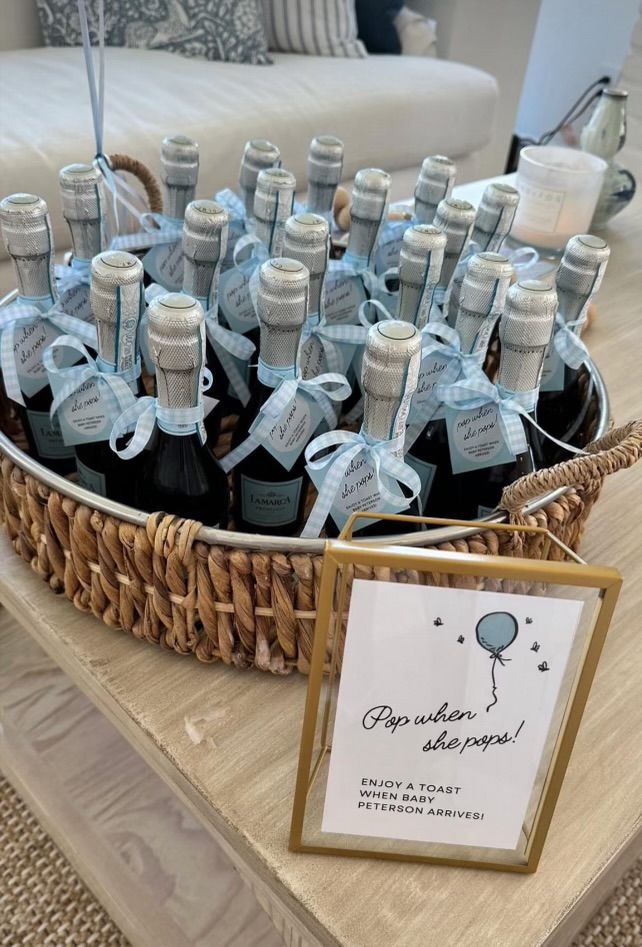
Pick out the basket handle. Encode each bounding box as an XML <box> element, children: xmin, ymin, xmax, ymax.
<box><xmin>108</xmin><ymin>153</ymin><xmax>163</xmax><ymax>214</ymax></box>
<box><xmin>500</xmin><ymin>418</ymin><xmax>642</xmax><ymax>514</ymax></box>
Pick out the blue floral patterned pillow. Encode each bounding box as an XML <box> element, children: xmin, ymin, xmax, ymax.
<box><xmin>35</xmin><ymin>0</ymin><xmax>272</xmax><ymax>65</ymax></box>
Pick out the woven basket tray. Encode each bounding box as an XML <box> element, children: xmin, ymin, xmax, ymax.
<box><xmin>1</xmin><ymin>156</ymin><xmax>641</xmax><ymax>675</ymax></box>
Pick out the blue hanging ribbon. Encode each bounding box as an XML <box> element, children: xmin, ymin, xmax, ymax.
<box><xmin>110</xmin><ymin>213</ymin><xmax>183</xmax><ymax>252</ymax></box>
<box><xmin>43</xmin><ymin>335</ymin><xmax>138</xmax><ymax>425</ymax></box>
<box><xmin>301</xmin><ymin>429</ymin><xmax>421</xmax><ymax>539</ymax></box>
<box><xmin>55</xmin><ymin>258</ymin><xmax>91</xmax><ymax>297</ymax></box>
<box><xmin>552</xmin><ymin>312</ymin><xmax>590</xmax><ymax>370</ymax></box>
<box><xmin>220</xmin><ymin>362</ymin><xmax>351</xmax><ymax>473</ymax></box>
<box><xmin>0</xmin><ymin>299</ymin><xmax>97</xmax><ymax>405</ymax></box>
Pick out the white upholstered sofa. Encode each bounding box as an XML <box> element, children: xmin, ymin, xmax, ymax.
<box><xmin>0</xmin><ymin>0</ymin><xmax>498</xmax><ymax>291</ymax></box>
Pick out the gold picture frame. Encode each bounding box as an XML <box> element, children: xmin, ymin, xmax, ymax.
<box><xmin>289</xmin><ymin>513</ymin><xmax>622</xmax><ymax>873</ymax></box>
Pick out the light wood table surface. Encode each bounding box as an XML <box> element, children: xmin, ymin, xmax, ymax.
<box><xmin>1</xmin><ymin>195</ymin><xmax>641</xmax><ymax>947</ymax></box>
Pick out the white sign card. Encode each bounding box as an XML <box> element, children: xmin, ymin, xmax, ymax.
<box><xmin>322</xmin><ymin>580</ymin><xmax>583</xmax><ymax>851</ymax></box>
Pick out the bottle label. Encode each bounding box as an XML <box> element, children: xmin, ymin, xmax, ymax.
<box><xmin>143</xmin><ymin>241</ymin><xmax>184</xmax><ymax>291</ymax></box>
<box><xmin>251</xmin><ymin>390</ymin><xmax>325</xmax><ymax>472</ymax></box>
<box><xmin>404</xmin><ymin>454</ymin><xmax>437</xmax><ymax>511</ymax></box>
<box><xmin>76</xmin><ymin>456</ymin><xmax>107</xmax><ymax>496</ymax></box>
<box><xmin>323</xmin><ymin>273</ymin><xmax>367</xmax><ymax>326</ymax></box>
<box><xmin>514</xmin><ymin>181</ymin><xmax>565</xmax><ymax>234</ymax></box>
<box><xmin>539</xmin><ymin>346</ymin><xmax>566</xmax><ymax>392</ymax></box>
<box><xmin>444</xmin><ymin>404</ymin><xmax>516</xmax><ymax>474</ymax></box>
<box><xmin>240</xmin><ymin>474</ymin><xmax>303</xmax><ymax>528</ymax></box>
<box><xmin>58</xmin><ymin>283</ymin><xmax>93</xmax><ymax>322</ymax></box>
<box><xmin>48</xmin><ymin>372</ymin><xmax>132</xmax><ymax>446</ymax></box>
<box><xmin>218</xmin><ymin>267</ymin><xmax>258</xmax><ymax>334</ymax></box>
<box><xmin>307</xmin><ymin>452</ymin><xmax>407</xmax><ymax>534</ymax></box>
<box><xmin>25</xmin><ymin>409</ymin><xmax>75</xmax><ymax>460</ymax></box>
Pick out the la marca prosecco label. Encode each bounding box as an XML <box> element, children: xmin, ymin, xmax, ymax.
<box><xmin>240</xmin><ymin>474</ymin><xmax>303</xmax><ymax>528</ymax></box>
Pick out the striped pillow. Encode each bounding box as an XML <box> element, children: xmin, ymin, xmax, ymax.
<box><xmin>262</xmin><ymin>0</ymin><xmax>367</xmax><ymax>57</ymax></box>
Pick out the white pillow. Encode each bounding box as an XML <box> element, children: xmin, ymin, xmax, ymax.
<box><xmin>394</xmin><ymin>6</ymin><xmax>437</xmax><ymax>57</ymax></box>
<box><xmin>262</xmin><ymin>0</ymin><xmax>367</xmax><ymax>57</ymax></box>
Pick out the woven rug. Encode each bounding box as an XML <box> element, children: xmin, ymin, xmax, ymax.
<box><xmin>0</xmin><ymin>773</ymin><xmax>640</xmax><ymax>947</ymax></box>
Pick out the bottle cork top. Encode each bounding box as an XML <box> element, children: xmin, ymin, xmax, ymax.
<box><xmin>557</xmin><ymin>234</ymin><xmax>610</xmax><ymax>300</ymax></box>
<box><xmin>257</xmin><ymin>258</ymin><xmax>309</xmax><ymax>369</ymax></box>
<box><xmin>498</xmin><ymin>279</ymin><xmax>557</xmax><ymax>392</ymax></box>
<box><xmin>183</xmin><ymin>200</ymin><xmax>229</xmax><ymax>263</ymax></box>
<box><xmin>59</xmin><ymin>162</ymin><xmax>102</xmax><ymax>194</ymax></box>
<box><xmin>471</xmin><ymin>183</ymin><xmax>519</xmax><ymax>249</ymax></box>
<box><xmin>399</xmin><ymin>224</ymin><xmax>447</xmax><ymax>281</ymax></box>
<box><xmin>308</xmin><ymin>135</ymin><xmax>344</xmax><ymax>184</ymax></box>
<box><xmin>254</xmin><ymin>168</ymin><xmax>296</xmax><ymax>219</ymax></box>
<box><xmin>434</xmin><ymin>197</ymin><xmax>476</xmax><ymax>234</ymax></box>
<box><xmin>239</xmin><ymin>139</ymin><xmax>281</xmax><ymax>189</ymax></box>
<box><xmin>0</xmin><ymin>193</ymin><xmax>51</xmax><ymax>256</ymax></box>
<box><xmin>160</xmin><ymin>134</ymin><xmax>199</xmax><ymax>188</ymax></box>
<box><xmin>362</xmin><ymin>320</ymin><xmax>421</xmax><ymax>404</ymax></box>
<box><xmin>351</xmin><ymin>168</ymin><xmax>391</xmax><ymax>221</ymax></box>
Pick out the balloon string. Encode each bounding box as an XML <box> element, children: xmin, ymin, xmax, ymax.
<box><xmin>486</xmin><ymin>651</ymin><xmax>509</xmax><ymax>713</ymax></box>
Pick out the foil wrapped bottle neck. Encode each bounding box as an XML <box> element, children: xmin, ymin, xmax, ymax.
<box><xmin>362</xmin><ymin>321</ymin><xmax>421</xmax><ymax>443</ymax></box>
<box><xmin>346</xmin><ymin>168</ymin><xmax>391</xmax><ymax>267</ymax></box>
<box><xmin>282</xmin><ymin>213</ymin><xmax>330</xmax><ymax>317</ymax></box>
<box><xmin>556</xmin><ymin>234</ymin><xmax>610</xmax><ymax>325</ymax></box>
<box><xmin>59</xmin><ymin>162</ymin><xmax>105</xmax><ymax>261</ymax></box>
<box><xmin>161</xmin><ymin>134</ymin><xmax>199</xmax><ymax>220</ymax></box>
<box><xmin>454</xmin><ymin>252</ymin><xmax>513</xmax><ymax>354</ymax></box>
<box><xmin>498</xmin><ymin>279</ymin><xmax>557</xmax><ymax>393</ymax></box>
<box><xmin>148</xmin><ymin>292</ymin><xmax>205</xmax><ymax>410</ymax></box>
<box><xmin>91</xmin><ymin>250</ymin><xmax>144</xmax><ymax>371</ymax></box>
<box><xmin>239</xmin><ymin>139</ymin><xmax>281</xmax><ymax>216</ymax></box>
<box><xmin>182</xmin><ymin>200</ymin><xmax>229</xmax><ymax>307</ymax></box>
<box><xmin>254</xmin><ymin>168</ymin><xmax>296</xmax><ymax>256</ymax></box>
<box><xmin>398</xmin><ymin>224</ymin><xmax>446</xmax><ymax>328</ymax></box>
<box><xmin>414</xmin><ymin>155</ymin><xmax>456</xmax><ymax>224</ymax></box>
<box><xmin>470</xmin><ymin>183</ymin><xmax>519</xmax><ymax>253</ymax></box>
<box><xmin>0</xmin><ymin>192</ymin><xmax>57</xmax><ymax>301</ymax></box>
<box><xmin>257</xmin><ymin>258</ymin><xmax>309</xmax><ymax>372</ymax></box>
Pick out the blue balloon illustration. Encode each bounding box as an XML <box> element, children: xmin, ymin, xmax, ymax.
<box><xmin>476</xmin><ymin>612</ymin><xmax>518</xmax><ymax>711</ymax></box>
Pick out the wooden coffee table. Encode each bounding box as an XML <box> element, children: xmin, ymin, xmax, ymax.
<box><xmin>1</xmin><ymin>186</ymin><xmax>641</xmax><ymax>947</ymax></box>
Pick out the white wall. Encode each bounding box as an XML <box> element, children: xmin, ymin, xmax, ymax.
<box><xmin>516</xmin><ymin>0</ymin><xmax>641</xmax><ymax>140</ymax></box>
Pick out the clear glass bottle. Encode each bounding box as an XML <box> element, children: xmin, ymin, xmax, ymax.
<box><xmin>141</xmin><ymin>293</ymin><xmax>229</xmax><ymax>526</ymax></box>
<box><xmin>230</xmin><ymin>258</ymin><xmax>312</xmax><ymax>536</ymax></box>
<box><xmin>75</xmin><ymin>251</ymin><xmax>146</xmax><ymax>499</ymax></box>
<box><xmin>0</xmin><ymin>192</ymin><xmax>75</xmax><ymax>474</ymax></box>
<box><xmin>306</xmin><ymin>135</ymin><xmax>344</xmax><ymax>221</ymax></box>
<box><xmin>414</xmin><ymin>155</ymin><xmax>456</xmax><ymax>225</ymax></box>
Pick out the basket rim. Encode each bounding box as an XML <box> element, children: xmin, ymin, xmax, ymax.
<box><xmin>0</xmin><ymin>359</ymin><xmax>609</xmax><ymax>553</ymax></box>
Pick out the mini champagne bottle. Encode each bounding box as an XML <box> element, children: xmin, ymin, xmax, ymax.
<box><xmin>323</xmin><ymin>320</ymin><xmax>423</xmax><ymax>538</ymax></box>
<box><xmin>282</xmin><ymin>212</ymin><xmax>332</xmax><ymax>378</ymax></box>
<box><xmin>305</xmin><ymin>135</ymin><xmax>344</xmax><ymax>220</ymax></box>
<box><xmin>452</xmin><ymin>279</ymin><xmax>557</xmax><ymax>519</ymax></box>
<box><xmin>405</xmin><ymin>252</ymin><xmax>514</xmax><ymax>517</ymax></box>
<box><xmin>230</xmin><ymin>258</ymin><xmax>311</xmax><ymax>536</ymax></box>
<box><xmin>414</xmin><ymin>155</ymin><xmax>456</xmax><ymax>225</ymax></box>
<box><xmin>446</xmin><ymin>183</ymin><xmax>519</xmax><ymax>324</ymax></box>
<box><xmin>239</xmin><ymin>139</ymin><xmax>281</xmax><ymax>219</ymax></box>
<box><xmin>397</xmin><ymin>224</ymin><xmax>447</xmax><ymax>328</ymax></box>
<box><xmin>182</xmin><ymin>199</ymin><xmax>230</xmax><ymax>441</ymax></box>
<box><xmin>75</xmin><ymin>251</ymin><xmax>146</xmax><ymax>499</ymax></box>
<box><xmin>253</xmin><ymin>167</ymin><xmax>296</xmax><ymax>257</ymax></box>
<box><xmin>141</xmin><ymin>293</ymin><xmax>229</xmax><ymax>526</ymax></box>
<box><xmin>59</xmin><ymin>162</ymin><xmax>106</xmax><ymax>270</ymax></box>
<box><xmin>536</xmin><ymin>234</ymin><xmax>610</xmax><ymax>464</ymax></box>
<box><xmin>161</xmin><ymin>134</ymin><xmax>199</xmax><ymax>221</ymax></box>
<box><xmin>0</xmin><ymin>192</ymin><xmax>75</xmax><ymax>474</ymax></box>
<box><xmin>433</xmin><ymin>197</ymin><xmax>476</xmax><ymax>310</ymax></box>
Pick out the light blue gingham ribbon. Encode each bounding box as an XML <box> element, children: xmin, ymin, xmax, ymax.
<box><xmin>300</xmin><ymin>312</ymin><xmax>369</xmax><ymax>375</ymax></box>
<box><xmin>215</xmin><ymin>188</ymin><xmax>247</xmax><ymax>222</ymax></box>
<box><xmin>204</xmin><ymin>305</ymin><xmax>255</xmax><ymax>405</ymax></box>
<box><xmin>110</xmin><ymin>398</ymin><xmax>207</xmax><ymax>460</ymax></box>
<box><xmin>220</xmin><ymin>361</ymin><xmax>351</xmax><ymax>473</ymax></box>
<box><xmin>436</xmin><ymin>374</ymin><xmax>585</xmax><ymax>458</ymax></box>
<box><xmin>552</xmin><ymin>312</ymin><xmax>590</xmax><ymax>370</ymax></box>
<box><xmin>55</xmin><ymin>258</ymin><xmax>91</xmax><ymax>296</ymax></box>
<box><xmin>0</xmin><ymin>298</ymin><xmax>98</xmax><ymax>405</ymax></box>
<box><xmin>404</xmin><ymin>321</ymin><xmax>488</xmax><ymax>450</ymax></box>
<box><xmin>110</xmin><ymin>213</ymin><xmax>183</xmax><ymax>252</ymax></box>
<box><xmin>301</xmin><ymin>429</ymin><xmax>421</xmax><ymax>538</ymax></box>
<box><xmin>43</xmin><ymin>335</ymin><xmax>138</xmax><ymax>424</ymax></box>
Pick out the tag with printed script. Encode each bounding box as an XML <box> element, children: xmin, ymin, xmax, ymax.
<box><xmin>324</xmin><ymin>272</ymin><xmax>367</xmax><ymax>326</ymax></box>
<box><xmin>218</xmin><ymin>267</ymin><xmax>258</xmax><ymax>335</ymax></box>
<box><xmin>444</xmin><ymin>403</ymin><xmax>516</xmax><ymax>474</ymax></box>
<box><xmin>13</xmin><ymin>317</ymin><xmax>80</xmax><ymax>398</ymax></box>
<box><xmin>48</xmin><ymin>372</ymin><xmax>135</xmax><ymax>446</ymax></box>
<box><xmin>58</xmin><ymin>283</ymin><xmax>93</xmax><ymax>323</ymax></box>
<box><xmin>251</xmin><ymin>390</ymin><xmax>326</xmax><ymax>472</ymax></box>
<box><xmin>143</xmin><ymin>241</ymin><xmax>184</xmax><ymax>291</ymax></box>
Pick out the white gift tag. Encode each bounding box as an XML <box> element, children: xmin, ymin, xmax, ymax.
<box><xmin>218</xmin><ymin>268</ymin><xmax>258</xmax><ymax>335</ymax></box>
<box><xmin>144</xmin><ymin>241</ymin><xmax>184</xmax><ymax>290</ymax></box>
<box><xmin>324</xmin><ymin>273</ymin><xmax>367</xmax><ymax>326</ymax></box>
<box><xmin>252</xmin><ymin>390</ymin><xmax>325</xmax><ymax>472</ymax></box>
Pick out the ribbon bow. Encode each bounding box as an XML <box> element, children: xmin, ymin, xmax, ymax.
<box><xmin>55</xmin><ymin>258</ymin><xmax>91</xmax><ymax>297</ymax></box>
<box><xmin>221</xmin><ymin>365</ymin><xmax>351</xmax><ymax>473</ymax></box>
<box><xmin>552</xmin><ymin>313</ymin><xmax>590</xmax><ymax>370</ymax></box>
<box><xmin>43</xmin><ymin>335</ymin><xmax>138</xmax><ymax>424</ymax></box>
<box><xmin>215</xmin><ymin>188</ymin><xmax>247</xmax><ymax>223</ymax></box>
<box><xmin>301</xmin><ymin>429</ymin><xmax>421</xmax><ymax>538</ymax></box>
<box><xmin>109</xmin><ymin>397</ymin><xmax>208</xmax><ymax>460</ymax></box>
<box><xmin>0</xmin><ymin>298</ymin><xmax>97</xmax><ymax>405</ymax></box>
